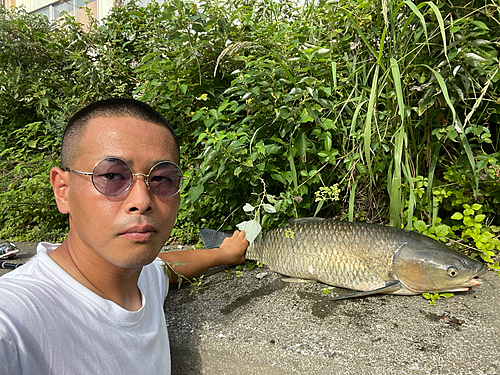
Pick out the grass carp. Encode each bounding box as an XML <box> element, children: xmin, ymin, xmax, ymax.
<box><xmin>200</xmin><ymin>218</ymin><xmax>486</xmax><ymax>299</ymax></box>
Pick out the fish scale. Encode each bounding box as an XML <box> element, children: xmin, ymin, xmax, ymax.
<box><xmin>246</xmin><ymin>220</ymin><xmax>403</xmax><ymax>291</ymax></box>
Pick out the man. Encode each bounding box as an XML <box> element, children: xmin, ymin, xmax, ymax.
<box><xmin>0</xmin><ymin>98</ymin><xmax>248</xmax><ymax>374</ymax></box>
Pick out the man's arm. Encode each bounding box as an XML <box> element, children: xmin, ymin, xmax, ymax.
<box><xmin>158</xmin><ymin>230</ymin><xmax>248</xmax><ymax>284</ymax></box>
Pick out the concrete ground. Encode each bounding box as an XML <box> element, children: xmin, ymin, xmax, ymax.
<box><xmin>2</xmin><ymin>242</ymin><xmax>500</xmax><ymax>374</ymax></box>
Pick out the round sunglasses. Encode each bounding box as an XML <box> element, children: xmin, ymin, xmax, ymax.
<box><xmin>65</xmin><ymin>158</ymin><xmax>184</xmax><ymax>197</ymax></box>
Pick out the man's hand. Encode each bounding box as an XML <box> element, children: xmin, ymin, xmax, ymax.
<box><xmin>218</xmin><ymin>230</ymin><xmax>248</xmax><ymax>266</ymax></box>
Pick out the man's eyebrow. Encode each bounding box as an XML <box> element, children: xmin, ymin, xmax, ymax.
<box><xmin>102</xmin><ymin>156</ymin><xmax>178</xmax><ymax>166</ymax></box>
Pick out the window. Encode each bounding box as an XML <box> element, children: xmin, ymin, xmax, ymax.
<box><xmin>32</xmin><ymin>0</ymin><xmax>97</xmax><ymax>22</ymax></box>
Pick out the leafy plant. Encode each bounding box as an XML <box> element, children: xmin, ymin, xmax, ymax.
<box><xmin>423</xmin><ymin>292</ymin><xmax>454</xmax><ymax>306</ymax></box>
<box><xmin>0</xmin><ymin>0</ymin><xmax>499</xmax><ymax>268</ymax></box>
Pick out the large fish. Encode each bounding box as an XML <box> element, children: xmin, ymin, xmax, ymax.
<box><xmin>200</xmin><ymin>218</ymin><xmax>487</xmax><ymax>299</ymax></box>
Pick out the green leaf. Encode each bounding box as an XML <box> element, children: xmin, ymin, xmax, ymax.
<box><xmin>190</xmin><ymin>110</ymin><xmax>204</xmax><ymax>123</ymax></box>
<box><xmin>242</xmin><ymin>158</ymin><xmax>253</xmax><ymax>167</ymax></box>
<box><xmin>236</xmin><ymin>220</ymin><xmax>262</xmax><ymax>246</ymax></box>
<box><xmin>314</xmin><ymin>48</ymin><xmax>330</xmax><ymax>59</ymax></box>
<box><xmin>299</xmin><ymin>77</ymin><xmax>316</xmax><ymax>85</ymax></box>
<box><xmin>295</xmin><ymin>132</ymin><xmax>307</xmax><ymax>159</ymax></box>
<box><xmin>434</xmin><ymin>224</ymin><xmax>449</xmax><ymax>238</ymax></box>
<box><xmin>278</xmin><ymin>106</ymin><xmax>290</xmax><ymax>119</ymax></box>
<box><xmin>263</xmin><ymin>203</ymin><xmax>276</xmax><ymax>213</ymax></box>
<box><xmin>475</xmin><ymin>214</ymin><xmax>486</xmax><ymax>223</ymax></box>
<box><xmin>451</xmin><ymin>212</ymin><xmax>464</xmax><ymax>220</ymax></box>
<box><xmin>188</xmin><ymin>185</ymin><xmax>204</xmax><ymax>203</ymax></box>
<box><xmin>243</xmin><ymin>203</ymin><xmax>255</xmax><ymax>212</ymax></box>
<box><xmin>320</xmin><ymin>119</ymin><xmax>336</xmax><ymax>130</ymax></box>
<box><xmin>414</xmin><ymin>220</ymin><xmax>427</xmax><ymax>232</ymax></box>
<box><xmin>471</xmin><ymin>20</ymin><xmax>490</xmax><ymax>30</ymax></box>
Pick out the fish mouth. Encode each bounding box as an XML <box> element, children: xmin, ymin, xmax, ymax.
<box><xmin>462</xmin><ymin>265</ymin><xmax>487</xmax><ymax>288</ymax></box>
<box><xmin>464</xmin><ymin>275</ymin><xmax>484</xmax><ymax>287</ymax></box>
<box><xmin>443</xmin><ymin>266</ymin><xmax>487</xmax><ymax>293</ymax></box>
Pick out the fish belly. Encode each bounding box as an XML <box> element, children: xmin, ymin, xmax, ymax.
<box><xmin>246</xmin><ymin>220</ymin><xmax>402</xmax><ymax>292</ymax></box>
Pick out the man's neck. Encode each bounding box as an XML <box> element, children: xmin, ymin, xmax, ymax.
<box><xmin>49</xmin><ymin>239</ymin><xmax>143</xmax><ymax>311</ymax></box>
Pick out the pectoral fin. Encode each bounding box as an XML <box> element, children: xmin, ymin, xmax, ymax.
<box><xmin>282</xmin><ymin>277</ymin><xmax>317</xmax><ymax>284</ymax></box>
<box><xmin>330</xmin><ymin>280</ymin><xmax>403</xmax><ymax>301</ymax></box>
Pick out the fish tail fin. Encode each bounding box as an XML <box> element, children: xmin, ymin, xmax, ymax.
<box><xmin>199</xmin><ymin>228</ymin><xmax>233</xmax><ymax>249</ymax></box>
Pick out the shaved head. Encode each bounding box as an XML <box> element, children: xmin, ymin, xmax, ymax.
<box><xmin>61</xmin><ymin>98</ymin><xmax>179</xmax><ymax>168</ymax></box>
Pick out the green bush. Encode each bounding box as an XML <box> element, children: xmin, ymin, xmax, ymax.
<box><xmin>0</xmin><ymin>0</ymin><xmax>498</xmax><ymax>272</ymax></box>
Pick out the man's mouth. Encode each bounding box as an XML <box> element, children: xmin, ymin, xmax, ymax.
<box><xmin>119</xmin><ymin>225</ymin><xmax>157</xmax><ymax>242</ymax></box>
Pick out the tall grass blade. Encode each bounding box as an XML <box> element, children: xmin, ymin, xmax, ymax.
<box><xmin>402</xmin><ymin>159</ymin><xmax>415</xmax><ymax>230</ymax></box>
<box><xmin>428</xmin><ymin>143</ymin><xmax>440</xmax><ymax>226</ymax></box>
<box><xmin>350</xmin><ymin>97</ymin><xmax>367</xmax><ymax>138</ymax></box>
<box><xmin>288</xmin><ymin>146</ymin><xmax>298</xmax><ymax>192</ymax></box>
<box><xmin>314</xmin><ymin>200</ymin><xmax>324</xmax><ymax>217</ymax></box>
<box><xmin>387</xmin><ymin>57</ymin><xmax>407</xmax><ymax>228</ymax></box>
<box><xmin>278</xmin><ymin>59</ymin><xmax>298</xmax><ymax>87</ymax></box>
<box><xmin>390</xmin><ymin>58</ymin><xmax>405</xmax><ymax>126</ymax></box>
<box><xmin>425</xmin><ymin>1</ymin><xmax>448</xmax><ymax>63</ymax></box>
<box><xmin>348</xmin><ymin>176</ymin><xmax>360</xmax><ymax>222</ymax></box>
<box><xmin>331</xmin><ymin>61</ymin><xmax>337</xmax><ymax>91</ymax></box>
<box><xmin>389</xmin><ymin>128</ymin><xmax>406</xmax><ymax>228</ymax></box>
<box><xmin>377</xmin><ymin>23</ymin><xmax>387</xmax><ymax>64</ymax></box>
<box><xmin>336</xmin><ymin>88</ymin><xmax>357</xmax><ymax>130</ymax></box>
<box><xmin>425</xmin><ymin>65</ymin><xmax>478</xmax><ymax>194</ymax></box>
<box><xmin>404</xmin><ymin>0</ymin><xmax>430</xmax><ymax>52</ymax></box>
<box><xmin>364</xmin><ymin>64</ymin><xmax>380</xmax><ymax>183</ymax></box>
<box><xmin>347</xmin><ymin>14</ymin><xmax>379</xmax><ymax>63</ymax></box>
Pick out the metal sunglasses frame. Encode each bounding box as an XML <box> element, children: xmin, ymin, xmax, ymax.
<box><xmin>65</xmin><ymin>157</ymin><xmax>184</xmax><ymax>197</ymax></box>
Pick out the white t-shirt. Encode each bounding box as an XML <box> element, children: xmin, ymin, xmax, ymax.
<box><xmin>0</xmin><ymin>243</ymin><xmax>171</xmax><ymax>375</ymax></box>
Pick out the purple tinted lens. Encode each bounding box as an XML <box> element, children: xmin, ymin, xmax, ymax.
<box><xmin>149</xmin><ymin>162</ymin><xmax>183</xmax><ymax>197</ymax></box>
<box><xmin>92</xmin><ymin>158</ymin><xmax>132</xmax><ymax>196</ymax></box>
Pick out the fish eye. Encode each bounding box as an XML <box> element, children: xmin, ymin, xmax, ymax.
<box><xmin>447</xmin><ymin>266</ymin><xmax>459</xmax><ymax>278</ymax></box>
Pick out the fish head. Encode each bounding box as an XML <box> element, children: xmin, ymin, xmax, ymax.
<box><xmin>392</xmin><ymin>232</ymin><xmax>486</xmax><ymax>294</ymax></box>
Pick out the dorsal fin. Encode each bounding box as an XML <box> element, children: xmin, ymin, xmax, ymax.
<box><xmin>288</xmin><ymin>217</ymin><xmax>326</xmax><ymax>226</ymax></box>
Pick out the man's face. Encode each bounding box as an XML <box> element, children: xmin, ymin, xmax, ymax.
<box><xmin>61</xmin><ymin>116</ymin><xmax>180</xmax><ymax>270</ymax></box>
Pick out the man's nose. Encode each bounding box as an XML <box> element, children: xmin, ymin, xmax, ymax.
<box><xmin>124</xmin><ymin>175</ymin><xmax>153</xmax><ymax>213</ymax></box>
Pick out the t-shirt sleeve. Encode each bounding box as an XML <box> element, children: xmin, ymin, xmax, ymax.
<box><xmin>153</xmin><ymin>258</ymin><xmax>170</xmax><ymax>300</ymax></box>
<box><xmin>0</xmin><ymin>310</ymin><xmax>22</xmax><ymax>375</ymax></box>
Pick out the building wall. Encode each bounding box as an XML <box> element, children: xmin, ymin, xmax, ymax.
<box><xmin>3</xmin><ymin>0</ymin><xmax>158</xmax><ymax>26</ymax></box>
<box><xmin>8</xmin><ymin>0</ymin><xmax>115</xmax><ymax>26</ymax></box>
<box><xmin>2</xmin><ymin>0</ymin><xmax>17</xmax><ymax>8</ymax></box>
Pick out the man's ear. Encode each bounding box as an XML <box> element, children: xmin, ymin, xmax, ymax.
<box><xmin>50</xmin><ymin>167</ymin><xmax>70</xmax><ymax>214</ymax></box>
